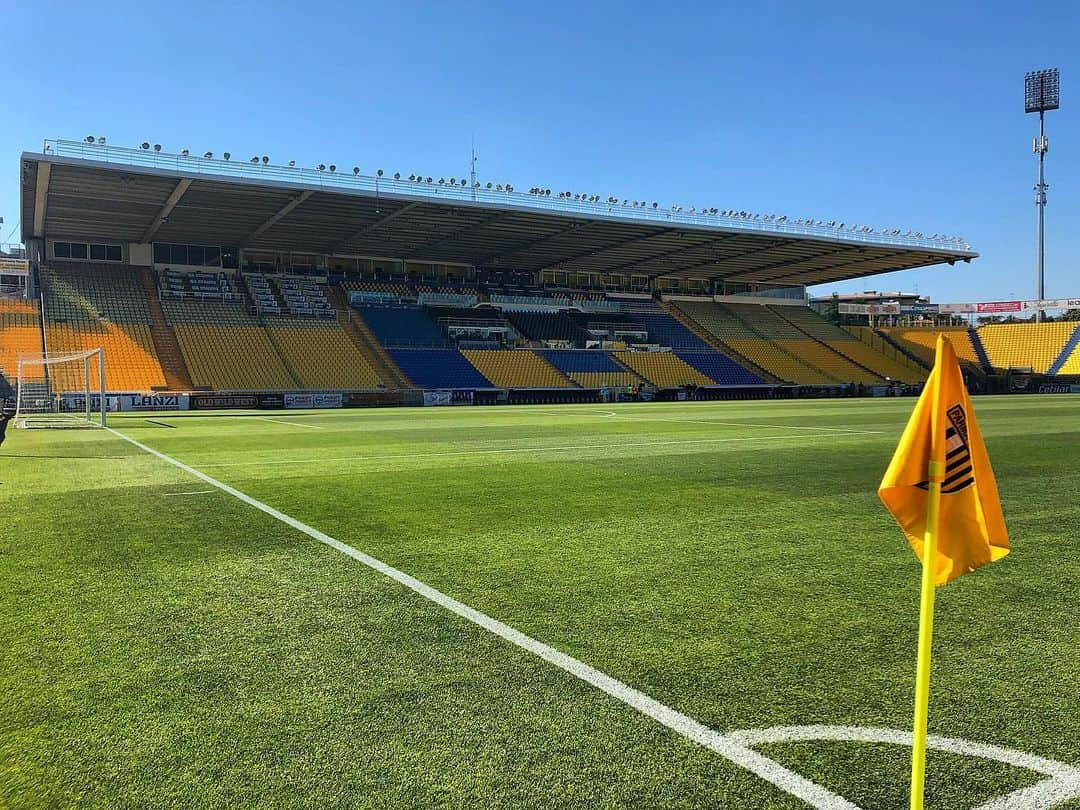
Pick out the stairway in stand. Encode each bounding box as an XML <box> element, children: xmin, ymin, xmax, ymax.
<box><xmin>136</xmin><ymin>267</ymin><xmax>193</xmax><ymax>390</ymax></box>
<box><xmin>325</xmin><ymin>287</ymin><xmax>411</xmax><ymax>388</ymax></box>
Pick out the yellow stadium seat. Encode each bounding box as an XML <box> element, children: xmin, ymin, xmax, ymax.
<box><xmin>774</xmin><ymin>307</ymin><xmax>924</xmax><ymax>383</ymax></box>
<box><xmin>1058</xmin><ymin>343</ymin><xmax>1080</xmax><ymax>375</ymax></box>
<box><xmin>173</xmin><ymin>324</ymin><xmax>295</xmax><ymax>390</ymax></box>
<box><xmin>773</xmin><ymin>339</ymin><xmax>878</xmax><ymax>383</ymax></box>
<box><xmin>976</xmin><ymin>322</ymin><xmax>1076</xmax><ymax>373</ymax></box>
<box><xmin>884</xmin><ymin>328</ymin><xmax>982</xmax><ymax>368</ymax></box>
<box><xmin>45</xmin><ymin>322</ymin><xmax>165</xmax><ymax>391</ymax></box>
<box><xmin>462</xmin><ymin>350</ymin><xmax>575</xmax><ymax>388</ymax></box>
<box><xmin>266</xmin><ymin>322</ymin><xmax>383</xmax><ymax>389</ymax></box>
<box><xmin>673</xmin><ymin>301</ymin><xmax>836</xmax><ymax>384</ymax></box>
<box><xmin>40</xmin><ymin>264</ymin><xmax>168</xmax><ymax>391</ymax></box>
<box><xmin>613</xmin><ymin>351</ymin><xmax>713</xmax><ymax>387</ymax></box>
<box><xmin>0</xmin><ymin>298</ymin><xmax>44</xmax><ymax>387</ymax></box>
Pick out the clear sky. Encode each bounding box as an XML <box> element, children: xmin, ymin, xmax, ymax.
<box><xmin>2</xmin><ymin>0</ymin><xmax>1076</xmax><ymax>302</ymax></box>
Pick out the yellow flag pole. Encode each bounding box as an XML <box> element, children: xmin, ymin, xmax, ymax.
<box><xmin>910</xmin><ymin>336</ymin><xmax>945</xmax><ymax>810</ymax></box>
<box><xmin>910</xmin><ymin>461</ymin><xmax>942</xmax><ymax>809</ymax></box>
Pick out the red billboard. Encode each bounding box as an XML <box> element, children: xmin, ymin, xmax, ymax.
<box><xmin>975</xmin><ymin>301</ymin><xmax>1023</xmax><ymax>313</ymax></box>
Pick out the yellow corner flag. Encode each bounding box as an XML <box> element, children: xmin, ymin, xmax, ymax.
<box><xmin>879</xmin><ymin>334</ymin><xmax>1009</xmax><ymax>584</ymax></box>
<box><xmin>878</xmin><ymin>333</ymin><xmax>1009</xmax><ymax>810</ymax></box>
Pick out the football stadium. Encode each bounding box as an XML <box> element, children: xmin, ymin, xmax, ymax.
<box><xmin>2</xmin><ymin>37</ymin><xmax>1079</xmax><ymax>810</ymax></box>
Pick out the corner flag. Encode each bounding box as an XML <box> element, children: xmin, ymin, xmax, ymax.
<box><xmin>878</xmin><ymin>333</ymin><xmax>1009</xmax><ymax>810</ymax></box>
<box><xmin>879</xmin><ymin>334</ymin><xmax>1009</xmax><ymax>584</ymax></box>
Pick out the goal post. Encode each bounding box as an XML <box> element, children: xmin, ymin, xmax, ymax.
<box><xmin>15</xmin><ymin>348</ymin><xmax>107</xmax><ymax>429</ymax></box>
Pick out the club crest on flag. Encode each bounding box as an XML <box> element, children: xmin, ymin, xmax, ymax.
<box><xmin>915</xmin><ymin>403</ymin><xmax>974</xmax><ymax>494</ymax></box>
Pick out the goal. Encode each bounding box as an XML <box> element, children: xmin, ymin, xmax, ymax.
<box><xmin>15</xmin><ymin>348</ymin><xmax>107</xmax><ymax>428</ymax></box>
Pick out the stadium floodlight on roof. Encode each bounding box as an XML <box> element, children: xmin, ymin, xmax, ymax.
<box><xmin>1024</xmin><ymin>68</ymin><xmax>1060</xmax><ymax>320</ymax></box>
<box><xmin>1024</xmin><ymin>68</ymin><xmax>1059</xmax><ymax>113</ymax></box>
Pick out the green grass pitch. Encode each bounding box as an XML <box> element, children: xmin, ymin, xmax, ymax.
<box><xmin>2</xmin><ymin>397</ymin><xmax>1078</xmax><ymax>808</ymax></box>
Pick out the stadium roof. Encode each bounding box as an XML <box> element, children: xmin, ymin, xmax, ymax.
<box><xmin>21</xmin><ymin>139</ymin><xmax>977</xmax><ymax>287</ymax></box>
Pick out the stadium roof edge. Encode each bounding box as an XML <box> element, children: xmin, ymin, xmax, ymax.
<box><xmin>20</xmin><ymin>142</ymin><xmax>978</xmax><ymax>286</ymax></box>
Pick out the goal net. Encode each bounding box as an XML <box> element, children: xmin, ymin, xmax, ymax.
<box><xmin>15</xmin><ymin>348</ymin><xmax>107</xmax><ymax>429</ymax></box>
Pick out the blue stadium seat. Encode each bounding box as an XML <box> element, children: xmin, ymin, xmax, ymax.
<box><xmin>354</xmin><ymin>304</ymin><xmax>447</xmax><ymax>347</ymax></box>
<box><xmin>389</xmin><ymin>349</ymin><xmax>492</xmax><ymax>388</ymax></box>
<box><xmin>539</xmin><ymin>350</ymin><xmax>624</xmax><ymax>373</ymax></box>
<box><xmin>632</xmin><ymin>312</ymin><xmax>713</xmax><ymax>350</ymax></box>
<box><xmin>675</xmin><ymin>351</ymin><xmax>763</xmax><ymax>385</ymax></box>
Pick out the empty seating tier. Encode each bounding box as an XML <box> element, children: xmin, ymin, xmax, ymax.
<box><xmin>626</xmin><ymin>311</ymin><xmax>713</xmax><ymax>350</ymax></box>
<box><xmin>161</xmin><ymin>296</ymin><xmax>293</xmax><ymax>389</ymax></box>
<box><xmin>266</xmin><ymin>321</ymin><xmax>383</xmax><ymax>390</ymax></box>
<box><xmin>0</xmin><ymin>298</ymin><xmax>44</xmax><ymax>395</ymax></box>
<box><xmin>173</xmin><ymin>324</ymin><xmax>294</xmax><ymax>390</ymax></box>
<box><xmin>773</xmin><ymin>306</ymin><xmax>925</xmax><ymax>383</ymax></box>
<box><xmin>45</xmin><ymin>322</ymin><xmax>165</xmax><ymax>392</ymax></box>
<box><xmin>772</xmin><ymin>339</ymin><xmax>879</xmax><ymax>383</ymax></box>
<box><xmin>354</xmin><ymin>305</ymin><xmax>447</xmax><ymax>347</ymax></box>
<box><xmin>539</xmin><ymin>350</ymin><xmax>640</xmax><ymax>388</ymax></box>
<box><xmin>462</xmin><ymin>350</ymin><xmax>575</xmax><ymax>388</ymax></box>
<box><xmin>41</xmin><ymin>264</ymin><xmax>167</xmax><ymax>391</ymax></box>
<box><xmin>673</xmin><ymin>301</ymin><xmax>834</xmax><ymax>384</ymax></box>
<box><xmin>674</xmin><ymin>351</ymin><xmax>763</xmax><ymax>385</ymax></box>
<box><xmin>976</xmin><ymin>322</ymin><xmax>1077</xmax><ymax>373</ymax></box>
<box><xmin>1057</xmin><ymin>342</ymin><xmax>1080</xmax><ymax>375</ymax></box>
<box><xmin>613</xmin><ymin>351</ymin><xmax>714</xmax><ymax>387</ymax></box>
<box><xmin>727</xmin><ymin>306</ymin><xmax>875</xmax><ymax>381</ymax></box>
<box><xmin>388</xmin><ymin>349</ymin><xmax>492</xmax><ymax>389</ymax></box>
<box><xmin>883</xmin><ymin>328</ymin><xmax>984</xmax><ymax>368</ymax></box>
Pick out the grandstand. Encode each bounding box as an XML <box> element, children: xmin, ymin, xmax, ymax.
<box><xmin>5</xmin><ymin>137</ymin><xmax>1072</xmax><ymax>405</ymax></box>
<box><xmin>0</xmin><ymin>297</ymin><xmax>42</xmax><ymax>397</ymax></box>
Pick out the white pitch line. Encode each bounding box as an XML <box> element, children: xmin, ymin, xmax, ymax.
<box><xmin>256</xmin><ymin>417</ymin><xmax>325</xmax><ymax>429</ymax></box>
<box><xmin>103</xmin><ymin>424</ymin><xmax>858</xmax><ymax>810</ymax></box>
<box><xmin>635</xmin><ymin>417</ymin><xmax>884</xmax><ymax>435</ymax></box>
<box><xmin>517</xmin><ymin>408</ymin><xmax>882</xmax><ymax>435</ymax></box>
<box><xmin>163</xmin><ymin>489</ymin><xmax>216</xmax><ymax>496</ymax></box>
<box><xmin>198</xmin><ymin>431</ymin><xmax>880</xmax><ymax>469</ymax></box>
<box><xmin>524</xmin><ymin>409</ymin><xmax>619</xmax><ymax>418</ymax></box>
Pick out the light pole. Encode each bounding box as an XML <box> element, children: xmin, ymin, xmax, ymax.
<box><xmin>1024</xmin><ymin>68</ymin><xmax>1059</xmax><ymax>322</ymax></box>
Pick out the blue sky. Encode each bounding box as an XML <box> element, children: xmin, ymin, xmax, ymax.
<box><xmin>1</xmin><ymin>0</ymin><xmax>1076</xmax><ymax>302</ymax></box>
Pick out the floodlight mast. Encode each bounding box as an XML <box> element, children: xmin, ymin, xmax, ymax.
<box><xmin>1025</xmin><ymin>68</ymin><xmax>1059</xmax><ymax>322</ymax></box>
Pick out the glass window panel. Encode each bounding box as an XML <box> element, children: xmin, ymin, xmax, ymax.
<box><xmin>106</xmin><ymin>245</ymin><xmax>122</xmax><ymax>261</ymax></box>
<box><xmin>204</xmin><ymin>247</ymin><xmax>220</xmax><ymax>266</ymax></box>
<box><xmin>89</xmin><ymin>244</ymin><xmax>107</xmax><ymax>261</ymax></box>
<box><xmin>170</xmin><ymin>244</ymin><xmax>188</xmax><ymax>264</ymax></box>
<box><xmin>70</xmin><ymin>242</ymin><xmax>88</xmax><ymax>259</ymax></box>
<box><xmin>54</xmin><ymin>242</ymin><xmax>71</xmax><ymax>258</ymax></box>
<box><xmin>221</xmin><ymin>248</ymin><xmax>239</xmax><ymax>269</ymax></box>
<box><xmin>153</xmin><ymin>243</ymin><xmax>170</xmax><ymax>263</ymax></box>
<box><xmin>187</xmin><ymin>246</ymin><xmax>205</xmax><ymax>266</ymax></box>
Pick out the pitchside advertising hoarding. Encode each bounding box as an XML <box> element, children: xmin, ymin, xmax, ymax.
<box><xmin>284</xmin><ymin>393</ymin><xmax>343</xmax><ymax>409</ymax></box>
<box><xmin>61</xmin><ymin>393</ymin><xmax>189</xmax><ymax>412</ymax></box>
<box><xmin>60</xmin><ymin>392</ymin><xmax>352</xmax><ymax>411</ymax></box>
<box><xmin>1038</xmin><ymin>384</ymin><xmax>1080</xmax><ymax>394</ymax></box>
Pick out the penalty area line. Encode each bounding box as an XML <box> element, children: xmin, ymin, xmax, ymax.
<box><xmin>103</xmin><ymin>424</ymin><xmax>856</xmax><ymax>810</ymax></box>
<box><xmin>255</xmin><ymin>417</ymin><xmax>326</xmax><ymax>429</ymax></box>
